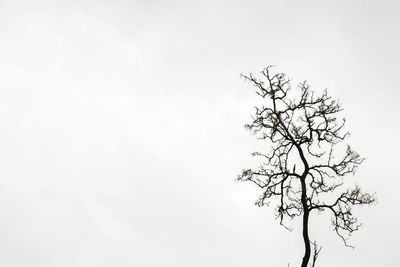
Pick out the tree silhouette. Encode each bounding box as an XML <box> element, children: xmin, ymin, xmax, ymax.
<box><xmin>237</xmin><ymin>66</ymin><xmax>376</xmax><ymax>267</ymax></box>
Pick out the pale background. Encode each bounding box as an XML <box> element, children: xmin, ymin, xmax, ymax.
<box><xmin>0</xmin><ymin>0</ymin><xmax>398</xmax><ymax>266</ymax></box>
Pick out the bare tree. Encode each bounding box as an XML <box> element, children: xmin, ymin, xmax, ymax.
<box><xmin>237</xmin><ymin>66</ymin><xmax>376</xmax><ymax>267</ymax></box>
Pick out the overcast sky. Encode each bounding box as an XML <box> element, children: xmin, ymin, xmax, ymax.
<box><xmin>0</xmin><ymin>0</ymin><xmax>399</xmax><ymax>266</ymax></box>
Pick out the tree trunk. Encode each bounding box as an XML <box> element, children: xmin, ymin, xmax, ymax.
<box><xmin>301</xmin><ymin>210</ymin><xmax>311</xmax><ymax>267</ymax></box>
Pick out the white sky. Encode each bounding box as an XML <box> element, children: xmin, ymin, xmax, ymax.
<box><xmin>0</xmin><ymin>0</ymin><xmax>399</xmax><ymax>266</ymax></box>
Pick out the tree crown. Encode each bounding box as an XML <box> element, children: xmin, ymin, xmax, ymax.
<box><xmin>238</xmin><ymin>66</ymin><xmax>376</xmax><ymax>246</ymax></box>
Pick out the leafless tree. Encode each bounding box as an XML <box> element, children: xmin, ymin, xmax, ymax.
<box><xmin>237</xmin><ymin>66</ymin><xmax>376</xmax><ymax>267</ymax></box>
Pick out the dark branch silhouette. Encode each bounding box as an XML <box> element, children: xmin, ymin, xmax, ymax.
<box><xmin>311</xmin><ymin>241</ymin><xmax>321</xmax><ymax>267</ymax></box>
<box><xmin>237</xmin><ymin>66</ymin><xmax>376</xmax><ymax>266</ymax></box>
